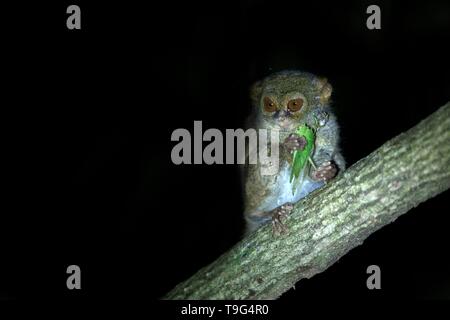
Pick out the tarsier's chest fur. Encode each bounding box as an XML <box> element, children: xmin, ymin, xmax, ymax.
<box><xmin>256</xmin><ymin>164</ymin><xmax>324</xmax><ymax>213</ymax></box>
<box><xmin>243</xmin><ymin>70</ymin><xmax>345</xmax><ymax>234</ymax></box>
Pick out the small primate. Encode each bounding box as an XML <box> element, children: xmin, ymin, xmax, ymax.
<box><xmin>243</xmin><ymin>70</ymin><xmax>345</xmax><ymax>234</ymax></box>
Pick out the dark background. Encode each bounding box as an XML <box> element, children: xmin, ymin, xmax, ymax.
<box><xmin>2</xmin><ymin>0</ymin><xmax>450</xmax><ymax>302</ymax></box>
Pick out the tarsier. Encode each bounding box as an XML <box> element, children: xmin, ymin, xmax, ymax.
<box><xmin>243</xmin><ymin>70</ymin><xmax>345</xmax><ymax>234</ymax></box>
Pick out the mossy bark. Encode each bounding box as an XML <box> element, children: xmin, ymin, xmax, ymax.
<box><xmin>164</xmin><ymin>103</ymin><xmax>450</xmax><ymax>300</ymax></box>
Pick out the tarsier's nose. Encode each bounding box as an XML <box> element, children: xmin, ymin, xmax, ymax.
<box><xmin>274</xmin><ymin>110</ymin><xmax>288</xmax><ymax>120</ymax></box>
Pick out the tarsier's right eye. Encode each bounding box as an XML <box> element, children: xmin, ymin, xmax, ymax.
<box><xmin>263</xmin><ymin>97</ymin><xmax>277</xmax><ymax>112</ymax></box>
<box><xmin>287</xmin><ymin>98</ymin><xmax>304</xmax><ymax>112</ymax></box>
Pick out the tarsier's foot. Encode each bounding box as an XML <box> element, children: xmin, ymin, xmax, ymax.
<box><xmin>271</xmin><ymin>203</ymin><xmax>294</xmax><ymax>236</ymax></box>
<box><xmin>311</xmin><ymin>160</ymin><xmax>338</xmax><ymax>182</ymax></box>
<box><xmin>283</xmin><ymin>134</ymin><xmax>307</xmax><ymax>154</ymax></box>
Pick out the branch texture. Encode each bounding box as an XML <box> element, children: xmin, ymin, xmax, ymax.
<box><xmin>165</xmin><ymin>103</ymin><xmax>450</xmax><ymax>300</ymax></box>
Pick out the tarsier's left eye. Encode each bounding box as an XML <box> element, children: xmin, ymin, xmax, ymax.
<box><xmin>263</xmin><ymin>97</ymin><xmax>277</xmax><ymax>112</ymax></box>
<box><xmin>287</xmin><ymin>98</ymin><xmax>304</xmax><ymax>112</ymax></box>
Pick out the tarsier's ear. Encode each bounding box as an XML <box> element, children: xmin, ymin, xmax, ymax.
<box><xmin>250</xmin><ymin>80</ymin><xmax>263</xmax><ymax>107</ymax></box>
<box><xmin>317</xmin><ymin>77</ymin><xmax>333</xmax><ymax>104</ymax></box>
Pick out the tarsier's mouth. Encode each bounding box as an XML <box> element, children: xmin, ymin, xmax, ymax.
<box><xmin>266</xmin><ymin>124</ymin><xmax>296</xmax><ymax>133</ymax></box>
<box><xmin>277</xmin><ymin>120</ymin><xmax>296</xmax><ymax>131</ymax></box>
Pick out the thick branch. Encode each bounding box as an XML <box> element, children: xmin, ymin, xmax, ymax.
<box><xmin>165</xmin><ymin>103</ymin><xmax>450</xmax><ymax>300</ymax></box>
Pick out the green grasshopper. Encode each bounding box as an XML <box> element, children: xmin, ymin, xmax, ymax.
<box><xmin>290</xmin><ymin>112</ymin><xmax>328</xmax><ymax>194</ymax></box>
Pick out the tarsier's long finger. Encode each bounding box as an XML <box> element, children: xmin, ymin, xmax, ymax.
<box><xmin>312</xmin><ymin>160</ymin><xmax>338</xmax><ymax>182</ymax></box>
<box><xmin>271</xmin><ymin>203</ymin><xmax>294</xmax><ymax>236</ymax></box>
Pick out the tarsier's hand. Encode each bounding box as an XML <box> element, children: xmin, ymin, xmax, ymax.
<box><xmin>283</xmin><ymin>134</ymin><xmax>307</xmax><ymax>154</ymax></box>
<box><xmin>311</xmin><ymin>160</ymin><xmax>338</xmax><ymax>182</ymax></box>
<box><xmin>271</xmin><ymin>203</ymin><xmax>294</xmax><ymax>236</ymax></box>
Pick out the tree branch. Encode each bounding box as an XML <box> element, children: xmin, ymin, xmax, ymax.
<box><xmin>164</xmin><ymin>102</ymin><xmax>450</xmax><ymax>300</ymax></box>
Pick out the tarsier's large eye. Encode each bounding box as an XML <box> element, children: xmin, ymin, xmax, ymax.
<box><xmin>287</xmin><ymin>98</ymin><xmax>304</xmax><ymax>112</ymax></box>
<box><xmin>263</xmin><ymin>97</ymin><xmax>277</xmax><ymax>112</ymax></box>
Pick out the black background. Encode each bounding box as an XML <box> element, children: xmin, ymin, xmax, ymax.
<box><xmin>2</xmin><ymin>0</ymin><xmax>450</xmax><ymax>303</ymax></box>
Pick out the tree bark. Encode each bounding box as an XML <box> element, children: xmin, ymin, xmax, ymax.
<box><xmin>164</xmin><ymin>102</ymin><xmax>450</xmax><ymax>300</ymax></box>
